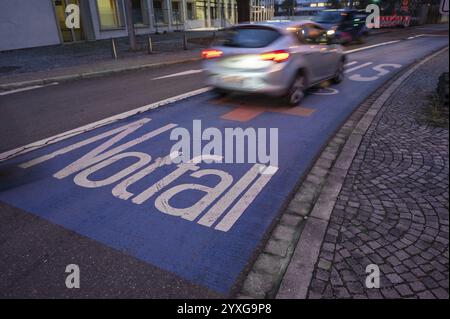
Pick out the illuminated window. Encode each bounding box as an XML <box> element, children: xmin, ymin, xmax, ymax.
<box><xmin>97</xmin><ymin>0</ymin><xmax>124</xmax><ymax>29</ymax></box>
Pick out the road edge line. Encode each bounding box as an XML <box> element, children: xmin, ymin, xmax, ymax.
<box><xmin>275</xmin><ymin>45</ymin><xmax>449</xmax><ymax>299</ymax></box>
<box><xmin>0</xmin><ymin>87</ymin><xmax>210</xmax><ymax>162</ymax></box>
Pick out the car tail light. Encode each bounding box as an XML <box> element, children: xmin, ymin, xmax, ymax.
<box><xmin>259</xmin><ymin>50</ymin><xmax>290</xmax><ymax>63</ymax></box>
<box><xmin>202</xmin><ymin>49</ymin><xmax>223</xmax><ymax>59</ymax></box>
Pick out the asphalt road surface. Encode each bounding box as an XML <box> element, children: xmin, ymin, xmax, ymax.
<box><xmin>0</xmin><ymin>25</ymin><xmax>448</xmax><ymax>298</ymax></box>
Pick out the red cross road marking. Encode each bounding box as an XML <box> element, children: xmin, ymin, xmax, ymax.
<box><xmin>212</xmin><ymin>98</ymin><xmax>316</xmax><ymax>122</ymax></box>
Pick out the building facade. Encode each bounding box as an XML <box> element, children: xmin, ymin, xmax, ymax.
<box><xmin>236</xmin><ymin>0</ymin><xmax>275</xmax><ymax>22</ymax></box>
<box><xmin>249</xmin><ymin>0</ymin><xmax>276</xmax><ymax>21</ymax></box>
<box><xmin>0</xmin><ymin>0</ymin><xmax>239</xmax><ymax>51</ymax></box>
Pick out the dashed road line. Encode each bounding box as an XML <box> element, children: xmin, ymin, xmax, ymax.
<box><xmin>152</xmin><ymin>69</ymin><xmax>204</xmax><ymax>80</ymax></box>
<box><xmin>345</xmin><ymin>61</ymin><xmax>358</xmax><ymax>67</ymax></box>
<box><xmin>0</xmin><ymin>82</ymin><xmax>58</xmax><ymax>96</ymax></box>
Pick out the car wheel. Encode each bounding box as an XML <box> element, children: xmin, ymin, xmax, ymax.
<box><xmin>211</xmin><ymin>87</ymin><xmax>228</xmax><ymax>98</ymax></box>
<box><xmin>286</xmin><ymin>73</ymin><xmax>306</xmax><ymax>106</ymax></box>
<box><xmin>332</xmin><ymin>60</ymin><xmax>345</xmax><ymax>84</ymax></box>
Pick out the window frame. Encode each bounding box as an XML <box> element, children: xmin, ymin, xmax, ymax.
<box><xmin>186</xmin><ymin>1</ymin><xmax>196</xmax><ymax>20</ymax></box>
<box><xmin>131</xmin><ymin>0</ymin><xmax>150</xmax><ymax>28</ymax></box>
<box><xmin>152</xmin><ymin>0</ymin><xmax>169</xmax><ymax>26</ymax></box>
<box><xmin>96</xmin><ymin>0</ymin><xmax>125</xmax><ymax>31</ymax></box>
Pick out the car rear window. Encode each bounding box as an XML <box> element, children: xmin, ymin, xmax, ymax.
<box><xmin>221</xmin><ymin>27</ymin><xmax>281</xmax><ymax>48</ymax></box>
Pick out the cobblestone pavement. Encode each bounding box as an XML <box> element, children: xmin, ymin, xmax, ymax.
<box><xmin>307</xmin><ymin>50</ymin><xmax>449</xmax><ymax>299</ymax></box>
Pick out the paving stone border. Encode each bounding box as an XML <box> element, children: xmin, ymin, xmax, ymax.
<box><xmin>236</xmin><ymin>45</ymin><xmax>449</xmax><ymax>299</ymax></box>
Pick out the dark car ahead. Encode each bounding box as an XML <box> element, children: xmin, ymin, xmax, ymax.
<box><xmin>312</xmin><ymin>9</ymin><xmax>369</xmax><ymax>44</ymax></box>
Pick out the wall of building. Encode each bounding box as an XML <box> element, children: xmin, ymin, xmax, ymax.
<box><xmin>0</xmin><ymin>0</ymin><xmax>238</xmax><ymax>52</ymax></box>
<box><xmin>0</xmin><ymin>0</ymin><xmax>61</xmax><ymax>51</ymax></box>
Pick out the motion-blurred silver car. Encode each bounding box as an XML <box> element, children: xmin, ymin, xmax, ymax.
<box><xmin>202</xmin><ymin>21</ymin><xmax>346</xmax><ymax>105</ymax></box>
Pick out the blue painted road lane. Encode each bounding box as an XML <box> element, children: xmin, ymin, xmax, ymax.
<box><xmin>0</xmin><ymin>36</ymin><xmax>448</xmax><ymax>295</ymax></box>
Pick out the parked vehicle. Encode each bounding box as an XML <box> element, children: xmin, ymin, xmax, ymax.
<box><xmin>312</xmin><ymin>9</ymin><xmax>369</xmax><ymax>44</ymax></box>
<box><xmin>202</xmin><ymin>21</ymin><xmax>346</xmax><ymax>106</ymax></box>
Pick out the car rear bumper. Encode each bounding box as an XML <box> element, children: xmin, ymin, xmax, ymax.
<box><xmin>204</xmin><ymin>63</ymin><xmax>292</xmax><ymax>96</ymax></box>
<box><xmin>207</xmin><ymin>74</ymin><xmax>288</xmax><ymax>96</ymax></box>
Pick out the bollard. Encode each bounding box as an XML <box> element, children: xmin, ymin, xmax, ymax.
<box><xmin>147</xmin><ymin>35</ymin><xmax>153</xmax><ymax>54</ymax></box>
<box><xmin>183</xmin><ymin>31</ymin><xmax>188</xmax><ymax>50</ymax></box>
<box><xmin>111</xmin><ymin>38</ymin><xmax>118</xmax><ymax>59</ymax></box>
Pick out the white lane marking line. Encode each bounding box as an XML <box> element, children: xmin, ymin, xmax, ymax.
<box><xmin>415</xmin><ymin>34</ymin><xmax>448</xmax><ymax>37</ymax></box>
<box><xmin>0</xmin><ymin>85</ymin><xmax>43</xmax><ymax>95</ymax></box>
<box><xmin>152</xmin><ymin>69</ymin><xmax>204</xmax><ymax>80</ymax></box>
<box><xmin>0</xmin><ymin>82</ymin><xmax>58</xmax><ymax>96</ymax></box>
<box><xmin>344</xmin><ymin>62</ymin><xmax>373</xmax><ymax>74</ymax></box>
<box><xmin>345</xmin><ymin>40</ymin><xmax>400</xmax><ymax>54</ymax></box>
<box><xmin>345</xmin><ymin>61</ymin><xmax>358</xmax><ymax>67</ymax></box>
<box><xmin>0</xmin><ymin>87</ymin><xmax>211</xmax><ymax>162</ymax></box>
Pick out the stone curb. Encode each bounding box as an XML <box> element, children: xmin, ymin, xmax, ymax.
<box><xmin>0</xmin><ymin>57</ymin><xmax>201</xmax><ymax>91</ymax></box>
<box><xmin>276</xmin><ymin>45</ymin><xmax>449</xmax><ymax>299</ymax></box>
<box><xmin>236</xmin><ymin>45</ymin><xmax>449</xmax><ymax>299</ymax></box>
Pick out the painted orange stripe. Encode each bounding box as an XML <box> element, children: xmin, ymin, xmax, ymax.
<box><xmin>277</xmin><ymin>107</ymin><xmax>316</xmax><ymax>116</ymax></box>
<box><xmin>221</xmin><ymin>108</ymin><xmax>265</xmax><ymax>122</ymax></box>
